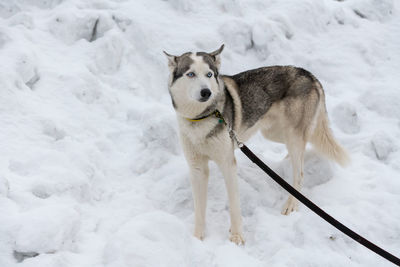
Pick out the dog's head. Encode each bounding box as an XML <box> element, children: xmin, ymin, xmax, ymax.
<box><xmin>164</xmin><ymin>45</ymin><xmax>224</xmax><ymax>118</ymax></box>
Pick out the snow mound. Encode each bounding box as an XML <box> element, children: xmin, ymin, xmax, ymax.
<box><xmin>0</xmin><ymin>175</ymin><xmax>9</xmax><ymax>196</ymax></box>
<box><xmin>366</xmin><ymin>131</ymin><xmax>396</xmax><ymax>162</ymax></box>
<box><xmin>14</xmin><ymin>205</ymin><xmax>80</xmax><ymax>254</ymax></box>
<box><xmin>104</xmin><ymin>211</ymin><xmax>193</xmax><ymax>267</ymax></box>
<box><xmin>332</xmin><ymin>102</ymin><xmax>361</xmax><ymax>134</ymax></box>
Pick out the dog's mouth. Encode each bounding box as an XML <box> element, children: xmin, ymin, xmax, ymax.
<box><xmin>198</xmin><ymin>96</ymin><xmax>211</xmax><ymax>102</ymax></box>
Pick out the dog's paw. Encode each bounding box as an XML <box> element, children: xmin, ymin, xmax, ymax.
<box><xmin>281</xmin><ymin>197</ymin><xmax>299</xmax><ymax>215</ymax></box>
<box><xmin>193</xmin><ymin>230</ymin><xmax>204</xmax><ymax>241</ymax></box>
<box><xmin>229</xmin><ymin>232</ymin><xmax>245</xmax><ymax>245</ymax></box>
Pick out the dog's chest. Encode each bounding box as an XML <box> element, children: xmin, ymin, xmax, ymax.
<box><xmin>179</xmin><ymin>119</ymin><xmax>232</xmax><ymax>156</ymax></box>
<box><xmin>180</xmin><ymin>119</ymin><xmax>220</xmax><ymax>142</ymax></box>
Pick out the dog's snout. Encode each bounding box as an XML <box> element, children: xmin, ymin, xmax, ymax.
<box><xmin>200</xmin><ymin>88</ymin><xmax>211</xmax><ymax>98</ymax></box>
<box><xmin>199</xmin><ymin>88</ymin><xmax>212</xmax><ymax>102</ymax></box>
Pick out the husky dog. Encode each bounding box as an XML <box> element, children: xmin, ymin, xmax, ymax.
<box><xmin>164</xmin><ymin>45</ymin><xmax>349</xmax><ymax>244</ymax></box>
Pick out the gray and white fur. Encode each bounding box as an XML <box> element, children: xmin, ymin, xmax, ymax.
<box><xmin>164</xmin><ymin>45</ymin><xmax>349</xmax><ymax>245</ymax></box>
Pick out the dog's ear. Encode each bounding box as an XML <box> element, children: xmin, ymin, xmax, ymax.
<box><xmin>209</xmin><ymin>44</ymin><xmax>224</xmax><ymax>69</ymax></box>
<box><xmin>163</xmin><ymin>51</ymin><xmax>177</xmax><ymax>71</ymax></box>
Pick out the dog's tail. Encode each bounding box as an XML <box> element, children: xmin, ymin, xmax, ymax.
<box><xmin>311</xmin><ymin>96</ymin><xmax>350</xmax><ymax>167</ymax></box>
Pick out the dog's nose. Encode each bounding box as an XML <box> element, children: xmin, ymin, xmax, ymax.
<box><xmin>199</xmin><ymin>88</ymin><xmax>212</xmax><ymax>102</ymax></box>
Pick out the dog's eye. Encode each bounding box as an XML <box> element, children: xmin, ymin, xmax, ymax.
<box><xmin>187</xmin><ymin>72</ymin><xmax>195</xmax><ymax>78</ymax></box>
<box><xmin>207</xmin><ymin>72</ymin><xmax>213</xmax><ymax>78</ymax></box>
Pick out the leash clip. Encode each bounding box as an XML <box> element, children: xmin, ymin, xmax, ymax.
<box><xmin>229</xmin><ymin>127</ymin><xmax>243</xmax><ymax>148</ymax></box>
<box><xmin>214</xmin><ymin>110</ymin><xmax>243</xmax><ymax>148</ymax></box>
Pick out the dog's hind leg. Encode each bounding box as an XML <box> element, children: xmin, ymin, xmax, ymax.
<box><xmin>216</xmin><ymin>154</ymin><xmax>245</xmax><ymax>245</ymax></box>
<box><xmin>188</xmin><ymin>156</ymin><xmax>209</xmax><ymax>240</ymax></box>
<box><xmin>281</xmin><ymin>133</ymin><xmax>306</xmax><ymax>215</ymax></box>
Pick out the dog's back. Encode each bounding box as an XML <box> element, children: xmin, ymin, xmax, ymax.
<box><xmin>226</xmin><ymin>66</ymin><xmax>316</xmax><ymax>127</ymax></box>
<box><xmin>223</xmin><ymin>65</ymin><xmax>349</xmax><ymax>167</ymax></box>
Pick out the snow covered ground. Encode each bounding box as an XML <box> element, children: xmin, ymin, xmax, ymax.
<box><xmin>0</xmin><ymin>0</ymin><xmax>399</xmax><ymax>266</ymax></box>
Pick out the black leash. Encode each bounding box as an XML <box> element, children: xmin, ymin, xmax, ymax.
<box><xmin>212</xmin><ymin>109</ymin><xmax>400</xmax><ymax>266</ymax></box>
<box><xmin>240</xmin><ymin>144</ymin><xmax>400</xmax><ymax>266</ymax></box>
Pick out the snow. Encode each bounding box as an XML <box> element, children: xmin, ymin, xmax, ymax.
<box><xmin>0</xmin><ymin>0</ymin><xmax>399</xmax><ymax>266</ymax></box>
<box><xmin>15</xmin><ymin>205</ymin><xmax>80</xmax><ymax>254</ymax></box>
<box><xmin>332</xmin><ymin>102</ymin><xmax>360</xmax><ymax>134</ymax></box>
<box><xmin>104</xmin><ymin>211</ymin><xmax>194</xmax><ymax>267</ymax></box>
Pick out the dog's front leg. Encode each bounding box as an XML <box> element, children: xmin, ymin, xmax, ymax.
<box><xmin>188</xmin><ymin>156</ymin><xmax>209</xmax><ymax>240</ymax></box>
<box><xmin>216</xmin><ymin>154</ymin><xmax>245</xmax><ymax>245</ymax></box>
